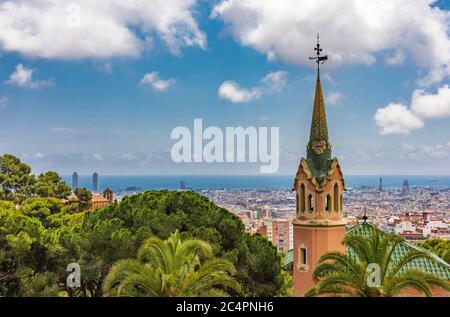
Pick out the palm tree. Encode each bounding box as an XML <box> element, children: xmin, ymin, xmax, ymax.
<box><xmin>306</xmin><ymin>229</ymin><xmax>450</xmax><ymax>297</ymax></box>
<box><xmin>103</xmin><ymin>230</ymin><xmax>241</xmax><ymax>297</ymax></box>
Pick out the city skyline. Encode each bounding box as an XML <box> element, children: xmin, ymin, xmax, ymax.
<box><xmin>0</xmin><ymin>1</ymin><xmax>449</xmax><ymax>175</ymax></box>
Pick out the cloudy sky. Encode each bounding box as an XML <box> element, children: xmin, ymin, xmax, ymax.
<box><xmin>0</xmin><ymin>0</ymin><xmax>449</xmax><ymax>175</ymax></box>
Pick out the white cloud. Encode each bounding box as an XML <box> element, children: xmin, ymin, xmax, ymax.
<box><xmin>375</xmin><ymin>84</ymin><xmax>450</xmax><ymax>134</ymax></box>
<box><xmin>421</xmin><ymin>145</ymin><xmax>448</xmax><ymax>159</ymax></box>
<box><xmin>385</xmin><ymin>49</ymin><xmax>406</xmax><ymax>65</ymax></box>
<box><xmin>374</xmin><ymin>103</ymin><xmax>424</xmax><ymax>135</ymax></box>
<box><xmin>0</xmin><ymin>0</ymin><xmax>206</xmax><ymax>59</ymax></box>
<box><xmin>218</xmin><ymin>70</ymin><xmax>287</xmax><ymax>103</ymax></box>
<box><xmin>354</xmin><ymin>148</ymin><xmax>371</xmax><ymax>162</ymax></box>
<box><xmin>92</xmin><ymin>154</ymin><xmax>104</xmax><ymax>161</ymax></box>
<box><xmin>50</xmin><ymin>127</ymin><xmax>90</xmax><ymax>135</ymax></box>
<box><xmin>402</xmin><ymin>142</ymin><xmax>415</xmax><ymax>151</ymax></box>
<box><xmin>401</xmin><ymin>142</ymin><xmax>449</xmax><ymax>160</ymax></box>
<box><xmin>218</xmin><ymin>81</ymin><xmax>261</xmax><ymax>103</ymax></box>
<box><xmin>261</xmin><ymin>71</ymin><xmax>288</xmax><ymax>91</ymax></box>
<box><xmin>212</xmin><ymin>0</ymin><xmax>450</xmax><ymax>85</ymax></box>
<box><xmin>322</xmin><ymin>72</ymin><xmax>335</xmax><ymax>84</ymax></box>
<box><xmin>411</xmin><ymin>85</ymin><xmax>450</xmax><ymax>119</ymax></box>
<box><xmin>140</xmin><ymin>72</ymin><xmax>175</xmax><ymax>92</ymax></box>
<box><xmin>33</xmin><ymin>153</ymin><xmax>45</xmax><ymax>159</ymax></box>
<box><xmin>121</xmin><ymin>154</ymin><xmax>136</xmax><ymax>161</ymax></box>
<box><xmin>326</xmin><ymin>91</ymin><xmax>344</xmax><ymax>106</ymax></box>
<box><xmin>5</xmin><ymin>64</ymin><xmax>53</xmax><ymax>89</ymax></box>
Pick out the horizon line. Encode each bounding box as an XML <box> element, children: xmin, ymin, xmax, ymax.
<box><xmin>61</xmin><ymin>174</ymin><xmax>450</xmax><ymax>177</ymax></box>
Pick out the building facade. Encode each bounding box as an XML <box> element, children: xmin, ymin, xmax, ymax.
<box><xmin>90</xmin><ymin>188</ymin><xmax>114</xmax><ymax>210</ymax></box>
<box><xmin>260</xmin><ymin>219</ymin><xmax>293</xmax><ymax>252</ymax></box>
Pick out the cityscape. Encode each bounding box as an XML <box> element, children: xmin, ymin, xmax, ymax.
<box><xmin>72</xmin><ymin>172</ymin><xmax>449</xmax><ymax>253</ymax></box>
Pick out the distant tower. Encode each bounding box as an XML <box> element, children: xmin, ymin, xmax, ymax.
<box><xmin>180</xmin><ymin>180</ymin><xmax>186</xmax><ymax>190</ymax></box>
<box><xmin>402</xmin><ymin>179</ymin><xmax>409</xmax><ymax>195</ymax></box>
<box><xmin>92</xmin><ymin>172</ymin><xmax>99</xmax><ymax>192</ymax></box>
<box><xmin>379</xmin><ymin>177</ymin><xmax>383</xmax><ymax>191</ymax></box>
<box><xmin>293</xmin><ymin>35</ymin><xmax>346</xmax><ymax>296</ymax></box>
<box><xmin>72</xmin><ymin>172</ymin><xmax>78</xmax><ymax>190</ymax></box>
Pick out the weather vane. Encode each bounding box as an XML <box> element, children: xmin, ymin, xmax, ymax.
<box><xmin>309</xmin><ymin>33</ymin><xmax>328</xmax><ymax>72</ymax></box>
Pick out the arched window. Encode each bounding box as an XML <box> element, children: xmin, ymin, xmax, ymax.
<box><xmin>308</xmin><ymin>194</ymin><xmax>314</xmax><ymax>212</ymax></box>
<box><xmin>300</xmin><ymin>183</ymin><xmax>305</xmax><ymax>213</ymax></box>
<box><xmin>340</xmin><ymin>194</ymin><xmax>343</xmax><ymax>212</ymax></box>
<box><xmin>326</xmin><ymin>194</ymin><xmax>331</xmax><ymax>211</ymax></box>
<box><xmin>334</xmin><ymin>183</ymin><xmax>339</xmax><ymax>212</ymax></box>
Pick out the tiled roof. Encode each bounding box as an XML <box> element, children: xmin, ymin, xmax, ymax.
<box><xmin>283</xmin><ymin>223</ymin><xmax>450</xmax><ymax>280</ymax></box>
<box><xmin>91</xmin><ymin>194</ymin><xmax>109</xmax><ymax>202</ymax></box>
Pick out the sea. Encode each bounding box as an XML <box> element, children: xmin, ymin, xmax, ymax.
<box><xmin>62</xmin><ymin>175</ymin><xmax>450</xmax><ymax>192</ymax></box>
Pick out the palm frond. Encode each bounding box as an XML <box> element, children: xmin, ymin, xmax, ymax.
<box><xmin>315</xmin><ymin>252</ymin><xmax>362</xmax><ymax>277</ymax></box>
<box><xmin>312</xmin><ymin>272</ymin><xmax>367</xmax><ymax>297</ymax></box>
<box><xmin>103</xmin><ymin>230</ymin><xmax>239</xmax><ymax>297</ymax></box>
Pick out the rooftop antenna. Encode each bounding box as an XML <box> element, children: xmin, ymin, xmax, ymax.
<box><xmin>309</xmin><ymin>33</ymin><xmax>328</xmax><ymax>72</ymax></box>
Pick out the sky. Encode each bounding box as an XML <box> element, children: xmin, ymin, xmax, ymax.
<box><xmin>0</xmin><ymin>0</ymin><xmax>449</xmax><ymax>176</ymax></box>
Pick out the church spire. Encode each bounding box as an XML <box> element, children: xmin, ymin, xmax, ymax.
<box><xmin>306</xmin><ymin>34</ymin><xmax>332</xmax><ymax>186</ymax></box>
<box><xmin>309</xmin><ymin>72</ymin><xmax>329</xmax><ymax>143</ymax></box>
<box><xmin>292</xmin><ymin>34</ymin><xmax>347</xmax><ymax>297</ymax></box>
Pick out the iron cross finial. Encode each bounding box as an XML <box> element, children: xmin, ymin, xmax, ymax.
<box><xmin>309</xmin><ymin>33</ymin><xmax>328</xmax><ymax>72</ymax></box>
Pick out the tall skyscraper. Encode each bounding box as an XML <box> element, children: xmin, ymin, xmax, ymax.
<box><xmin>402</xmin><ymin>179</ymin><xmax>409</xmax><ymax>195</ymax></box>
<box><xmin>292</xmin><ymin>36</ymin><xmax>346</xmax><ymax>296</ymax></box>
<box><xmin>93</xmin><ymin>172</ymin><xmax>99</xmax><ymax>192</ymax></box>
<box><xmin>72</xmin><ymin>172</ymin><xmax>78</xmax><ymax>191</ymax></box>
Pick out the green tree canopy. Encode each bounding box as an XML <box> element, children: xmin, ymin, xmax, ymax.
<box><xmin>78</xmin><ymin>190</ymin><xmax>284</xmax><ymax>296</ymax></box>
<box><xmin>419</xmin><ymin>239</ymin><xmax>450</xmax><ymax>264</ymax></box>
<box><xmin>0</xmin><ymin>187</ymin><xmax>286</xmax><ymax>297</ymax></box>
<box><xmin>19</xmin><ymin>197</ymin><xmax>62</xmax><ymax>227</ymax></box>
<box><xmin>0</xmin><ymin>154</ymin><xmax>35</xmax><ymax>201</ymax></box>
<box><xmin>0</xmin><ymin>205</ymin><xmax>57</xmax><ymax>296</ymax></box>
<box><xmin>35</xmin><ymin>171</ymin><xmax>71</xmax><ymax>199</ymax></box>
<box><xmin>74</xmin><ymin>188</ymin><xmax>92</xmax><ymax>211</ymax></box>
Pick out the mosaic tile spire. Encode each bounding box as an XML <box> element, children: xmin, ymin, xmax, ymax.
<box><xmin>309</xmin><ymin>73</ymin><xmax>329</xmax><ymax>143</ymax></box>
<box><xmin>306</xmin><ymin>34</ymin><xmax>332</xmax><ymax>186</ymax></box>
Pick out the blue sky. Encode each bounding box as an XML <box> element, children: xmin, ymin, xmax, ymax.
<box><xmin>0</xmin><ymin>0</ymin><xmax>449</xmax><ymax>175</ymax></box>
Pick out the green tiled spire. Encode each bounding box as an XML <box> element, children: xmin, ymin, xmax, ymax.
<box><xmin>306</xmin><ymin>72</ymin><xmax>332</xmax><ymax>186</ymax></box>
<box><xmin>309</xmin><ymin>73</ymin><xmax>329</xmax><ymax>143</ymax></box>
